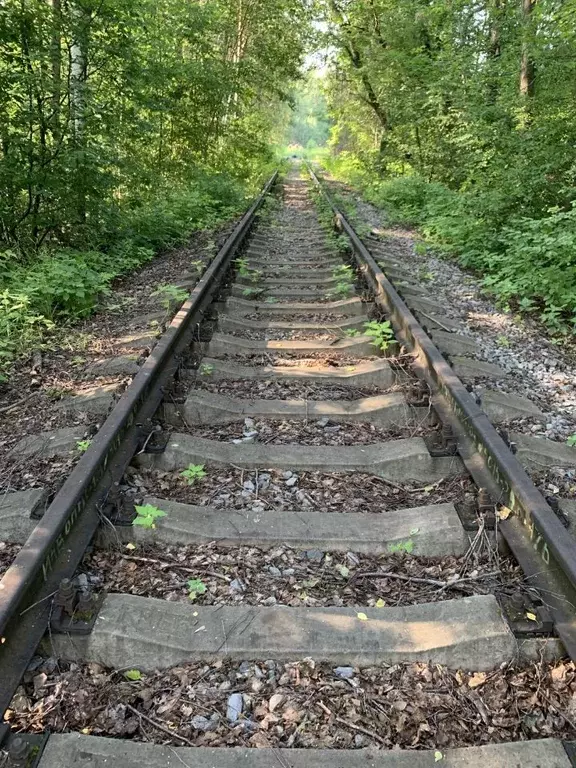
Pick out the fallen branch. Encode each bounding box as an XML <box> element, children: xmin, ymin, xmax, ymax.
<box><xmin>126</xmin><ymin>703</ymin><xmax>196</xmax><ymax>746</ymax></box>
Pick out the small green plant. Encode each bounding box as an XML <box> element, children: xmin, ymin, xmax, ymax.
<box><xmin>414</xmin><ymin>242</ymin><xmax>427</xmax><ymax>256</ymax></box>
<box><xmin>199</xmin><ymin>363</ymin><xmax>214</xmax><ymax>376</ymax></box>
<box><xmin>364</xmin><ymin>320</ymin><xmax>395</xmax><ymax>351</ymax></box>
<box><xmin>46</xmin><ymin>386</ymin><xmax>68</xmax><ymax>400</ymax></box>
<box><xmin>76</xmin><ymin>439</ymin><xmax>91</xmax><ymax>452</ymax></box>
<box><xmin>496</xmin><ymin>335</ymin><xmax>510</xmax><ymax>348</ymax></box>
<box><xmin>265</xmin><ymin>296</ymin><xmax>278</xmax><ymax>303</ymax></box>
<box><xmin>187</xmin><ymin>578</ymin><xmax>207</xmax><ymax>601</ymax></box>
<box><xmin>133</xmin><ymin>503</ymin><xmax>167</xmax><ymax>529</ymax></box>
<box><xmin>124</xmin><ymin>669</ymin><xmax>142</xmax><ymax>681</ymax></box>
<box><xmin>180</xmin><ymin>463</ymin><xmax>207</xmax><ymax>485</ymax></box>
<box><xmin>419</xmin><ymin>270</ymin><xmax>434</xmax><ymax>282</ymax></box>
<box><xmin>332</xmin><ymin>264</ymin><xmax>353</xmax><ymax>281</ymax></box>
<box><xmin>567</xmin><ymin>435</ymin><xmax>576</xmax><ymax>447</ymax></box>
<box><xmin>190</xmin><ymin>259</ymin><xmax>204</xmax><ymax>271</ymax></box>
<box><xmin>152</xmin><ymin>284</ymin><xmax>189</xmax><ymax>311</ymax></box>
<box><xmin>329</xmin><ymin>281</ymin><xmax>354</xmax><ymax>299</ymax></box>
<box><xmin>388</xmin><ymin>539</ymin><xmax>414</xmax><ymax>554</ymax></box>
<box><xmin>335</xmin><ymin>234</ymin><xmax>349</xmax><ymax>253</ymax></box>
<box><xmin>242</xmin><ymin>286</ymin><xmax>264</xmax><ymax>298</ymax></box>
<box><xmin>344</xmin><ymin>328</ymin><xmax>360</xmax><ymax>337</ymax></box>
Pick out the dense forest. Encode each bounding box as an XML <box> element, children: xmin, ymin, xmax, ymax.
<box><xmin>0</xmin><ymin>0</ymin><xmax>310</xmax><ymax>364</ymax></box>
<box><xmin>318</xmin><ymin>0</ymin><xmax>576</xmax><ymax>335</ymax></box>
<box><xmin>1</xmin><ymin>0</ymin><xmax>575</xmax><ymax>368</ymax></box>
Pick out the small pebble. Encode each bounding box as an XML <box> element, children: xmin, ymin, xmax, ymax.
<box><xmin>229</xmin><ymin>578</ymin><xmax>245</xmax><ymax>594</ymax></box>
<box><xmin>226</xmin><ymin>693</ymin><xmax>244</xmax><ymax>723</ymax></box>
<box><xmin>191</xmin><ymin>715</ymin><xmax>213</xmax><ymax>732</ymax></box>
<box><xmin>269</xmin><ymin>693</ymin><xmax>285</xmax><ymax>712</ymax></box>
<box><xmin>334</xmin><ymin>666</ymin><xmax>355</xmax><ymax>679</ymax></box>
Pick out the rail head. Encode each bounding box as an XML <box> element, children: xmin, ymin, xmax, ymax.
<box><xmin>307</xmin><ymin>163</ymin><xmax>576</xmax><ymax>657</ymax></box>
<box><xmin>0</xmin><ymin>171</ymin><xmax>278</xmax><ymax>712</ymax></box>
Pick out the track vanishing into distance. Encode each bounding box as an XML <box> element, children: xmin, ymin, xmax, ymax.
<box><xmin>1</xmin><ymin>167</ymin><xmax>576</xmax><ymax>765</ymax></box>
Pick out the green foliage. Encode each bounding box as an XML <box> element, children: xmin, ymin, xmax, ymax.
<box><xmin>332</xmin><ymin>264</ymin><xmax>353</xmax><ymax>281</ymax></box>
<box><xmin>124</xmin><ymin>669</ymin><xmax>142</xmax><ymax>681</ymax></box>
<box><xmin>180</xmin><ymin>464</ymin><xmax>207</xmax><ymax>486</ymax></box>
<box><xmin>329</xmin><ymin>281</ymin><xmax>354</xmax><ymax>299</ymax></box>
<box><xmin>364</xmin><ymin>320</ymin><xmax>395</xmax><ymax>352</ymax></box>
<box><xmin>199</xmin><ymin>363</ymin><xmax>214</xmax><ymax>376</ymax></box>
<box><xmin>344</xmin><ymin>328</ymin><xmax>360</xmax><ymax>337</ymax></box>
<box><xmin>76</xmin><ymin>440</ymin><xmax>92</xmax><ymax>453</ymax></box>
<box><xmin>187</xmin><ymin>579</ymin><xmax>207</xmax><ymax>601</ymax></box>
<box><xmin>242</xmin><ymin>286</ymin><xmax>265</xmax><ymax>299</ymax></box>
<box><xmin>567</xmin><ymin>435</ymin><xmax>576</xmax><ymax>447</ymax></box>
<box><xmin>388</xmin><ymin>540</ymin><xmax>414</xmax><ymax>554</ymax></box>
<box><xmin>133</xmin><ymin>504</ymin><xmax>167</xmax><ymax>529</ymax></box>
<box><xmin>317</xmin><ymin>0</ymin><xmax>576</xmax><ymax>337</ymax></box>
<box><xmin>152</xmin><ymin>285</ymin><xmax>189</xmax><ymax>311</ymax></box>
<box><xmin>0</xmin><ymin>291</ymin><xmax>54</xmax><ymax>364</ymax></box>
<box><xmin>0</xmin><ymin>0</ymin><xmax>313</xmax><ymax>374</ymax></box>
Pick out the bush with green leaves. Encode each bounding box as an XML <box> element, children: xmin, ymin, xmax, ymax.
<box><xmin>0</xmin><ymin>175</ymin><xmax>247</xmax><ymax>373</ymax></box>
<box><xmin>364</xmin><ymin>320</ymin><xmax>395</xmax><ymax>352</ymax></box>
<box><xmin>331</xmin><ymin>162</ymin><xmax>576</xmax><ymax>335</ymax></box>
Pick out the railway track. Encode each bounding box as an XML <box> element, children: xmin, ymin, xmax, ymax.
<box><xmin>1</xmin><ymin>166</ymin><xmax>576</xmax><ymax>765</ymax></box>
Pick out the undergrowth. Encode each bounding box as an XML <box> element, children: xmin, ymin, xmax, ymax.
<box><xmin>0</xmin><ymin>175</ymin><xmax>247</xmax><ymax>374</ymax></box>
<box><xmin>325</xmin><ymin>153</ymin><xmax>576</xmax><ymax>338</ymax></box>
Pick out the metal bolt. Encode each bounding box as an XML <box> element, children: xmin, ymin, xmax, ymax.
<box><xmin>9</xmin><ymin>737</ymin><xmax>31</xmax><ymax>765</ymax></box>
<box><xmin>77</xmin><ymin>590</ymin><xmax>95</xmax><ymax>617</ymax></box>
<box><xmin>477</xmin><ymin>488</ymin><xmax>493</xmax><ymax>511</ymax></box>
<box><xmin>54</xmin><ymin>578</ymin><xmax>76</xmax><ymax>614</ymax></box>
<box><xmin>461</xmin><ymin>493</ymin><xmax>477</xmax><ymax>516</ymax></box>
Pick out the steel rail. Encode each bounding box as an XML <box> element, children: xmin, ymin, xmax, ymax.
<box><xmin>308</xmin><ymin>165</ymin><xmax>576</xmax><ymax>658</ymax></box>
<box><xmin>0</xmin><ymin>171</ymin><xmax>278</xmax><ymax>716</ymax></box>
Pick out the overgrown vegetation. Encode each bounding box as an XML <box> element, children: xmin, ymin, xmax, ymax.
<box><xmin>0</xmin><ymin>0</ymin><xmax>311</xmax><ymax>370</ymax></box>
<box><xmin>317</xmin><ymin>0</ymin><xmax>576</xmax><ymax>336</ymax></box>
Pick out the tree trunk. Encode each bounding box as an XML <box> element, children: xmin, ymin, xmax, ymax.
<box><xmin>520</xmin><ymin>0</ymin><xmax>535</xmax><ymax>97</ymax></box>
<box><xmin>487</xmin><ymin>0</ymin><xmax>502</xmax><ymax>104</ymax></box>
<box><xmin>49</xmin><ymin>0</ymin><xmax>61</xmax><ymax>137</ymax></box>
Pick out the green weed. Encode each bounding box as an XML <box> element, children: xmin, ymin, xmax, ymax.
<box><xmin>152</xmin><ymin>284</ymin><xmax>189</xmax><ymax>311</ymax></box>
<box><xmin>364</xmin><ymin>320</ymin><xmax>395</xmax><ymax>352</ymax></box>
<box><xmin>187</xmin><ymin>578</ymin><xmax>207</xmax><ymax>601</ymax></box>
<box><xmin>133</xmin><ymin>503</ymin><xmax>167</xmax><ymax>529</ymax></box>
<box><xmin>180</xmin><ymin>463</ymin><xmax>207</xmax><ymax>485</ymax></box>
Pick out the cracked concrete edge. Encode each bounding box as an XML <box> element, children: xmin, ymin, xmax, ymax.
<box><xmin>162</xmin><ymin>390</ymin><xmax>421</xmax><ymax>428</ymax></box>
<box><xmin>0</xmin><ymin>488</ymin><xmax>46</xmax><ymax>543</ymax></box>
<box><xmin>193</xmin><ymin>357</ymin><xmax>397</xmax><ymax>388</ymax></box>
<box><xmin>231</xmin><ymin>285</ymin><xmax>339</xmax><ymax>300</ymax></box>
<box><xmin>38</xmin><ymin>735</ymin><xmax>573</xmax><ymax>768</ymax></box>
<box><xmin>217</xmin><ymin>314</ymin><xmax>368</xmax><ymax>333</ymax></box>
<box><xmin>206</xmin><ymin>333</ymin><xmax>377</xmax><ymax>358</ymax></box>
<box><xmin>479</xmin><ymin>389</ymin><xmax>545</xmax><ymax>422</ymax></box>
<box><xmin>87</xmin><ymin>354</ymin><xmax>142</xmax><ymax>377</ymax></box>
<box><xmin>510</xmin><ymin>432</ymin><xmax>576</xmax><ymax>470</ymax></box>
<box><xmin>57</xmin><ymin>384</ymin><xmax>120</xmax><ymax>416</ymax></box>
<box><xmin>112</xmin><ymin>497</ymin><xmax>471</xmax><ymax>557</ymax></box>
<box><xmin>135</xmin><ymin>433</ymin><xmax>464</xmax><ymax>483</ymax></box>
<box><xmin>47</xmin><ymin>593</ymin><xmax>517</xmax><ymax>673</ymax></box>
<box><xmin>10</xmin><ymin>425</ymin><xmax>87</xmax><ymax>458</ymax></box>
<box><xmin>237</xmin><ymin>275</ymin><xmax>340</xmax><ymax>287</ymax></box>
<box><xmin>450</xmin><ymin>356</ymin><xmax>507</xmax><ymax>381</ymax></box>
<box><xmin>224</xmin><ymin>296</ymin><xmax>366</xmax><ymax>316</ymax></box>
<box><xmin>429</xmin><ymin>330</ymin><xmax>480</xmax><ymax>357</ymax></box>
